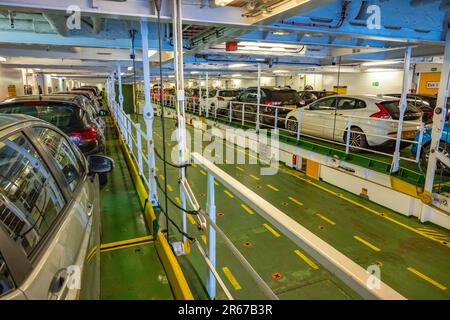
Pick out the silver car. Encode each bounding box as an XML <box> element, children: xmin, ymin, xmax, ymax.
<box><xmin>0</xmin><ymin>114</ymin><xmax>113</xmax><ymax>300</ymax></box>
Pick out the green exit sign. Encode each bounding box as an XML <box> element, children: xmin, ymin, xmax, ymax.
<box><xmin>431</xmin><ymin>67</ymin><xmax>438</xmax><ymax>71</ymax></box>
<box><xmin>372</xmin><ymin>82</ymin><xmax>380</xmax><ymax>87</ymax></box>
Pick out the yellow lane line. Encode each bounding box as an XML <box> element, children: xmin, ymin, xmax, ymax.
<box><xmin>316</xmin><ymin>214</ymin><xmax>336</xmax><ymax>226</ymax></box>
<box><xmin>100</xmin><ymin>235</ymin><xmax>154</xmax><ymax>250</ymax></box>
<box><xmin>101</xmin><ymin>240</ymin><xmax>153</xmax><ymax>253</ymax></box>
<box><xmin>159</xmin><ymin>174</ymin><xmax>165</xmax><ymax>181</ymax></box>
<box><xmin>224</xmin><ymin>190</ymin><xmax>235</xmax><ymax>198</ymax></box>
<box><xmin>241</xmin><ymin>204</ymin><xmax>254</xmax><ymax>215</ymax></box>
<box><xmin>266</xmin><ymin>184</ymin><xmax>279</xmax><ymax>192</ymax></box>
<box><xmin>222</xmin><ymin>267</ymin><xmax>241</xmax><ymax>290</ymax></box>
<box><xmin>354</xmin><ymin>235</ymin><xmax>381</xmax><ymax>252</ymax></box>
<box><xmin>214</xmin><ymin>181</ymin><xmax>219</xmax><ymax>186</ymax></box>
<box><xmin>294</xmin><ymin>249</ymin><xmax>319</xmax><ymax>270</ymax></box>
<box><xmin>236</xmin><ymin>166</ymin><xmax>244</xmax><ymax>172</ymax></box>
<box><xmin>249</xmin><ymin>174</ymin><xmax>260</xmax><ymax>181</ymax></box>
<box><xmin>288</xmin><ymin>196</ymin><xmax>303</xmax><ymax>206</ymax></box>
<box><xmin>175</xmin><ymin>196</ymin><xmax>181</xmax><ymax>205</ymax></box>
<box><xmin>167</xmin><ymin>184</ymin><xmax>173</xmax><ymax>192</ymax></box>
<box><xmin>201</xmin><ymin>235</ymin><xmax>207</xmax><ymax>244</ymax></box>
<box><xmin>187</xmin><ymin>214</ymin><xmax>196</xmax><ymax>225</ymax></box>
<box><xmin>407</xmin><ymin>267</ymin><xmax>447</xmax><ymax>290</ymax></box>
<box><xmin>200</xmin><ymin>169</ymin><xmax>207</xmax><ymax>176</ymax></box>
<box><xmin>263</xmin><ymin>223</ymin><xmax>281</xmax><ymax>237</ymax></box>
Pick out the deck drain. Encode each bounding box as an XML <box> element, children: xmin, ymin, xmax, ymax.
<box><xmin>243</xmin><ymin>241</ymin><xmax>253</xmax><ymax>247</ymax></box>
<box><xmin>282</xmin><ymin>202</ymin><xmax>289</xmax><ymax>206</ymax></box>
<box><xmin>217</xmin><ymin>212</ymin><xmax>225</xmax><ymax>217</ymax></box>
<box><xmin>255</xmin><ymin>185</ymin><xmax>262</xmax><ymax>189</ymax></box>
<box><xmin>199</xmin><ymin>192</ymin><xmax>205</xmax><ymax>197</ymax></box>
<box><xmin>318</xmin><ymin>225</ymin><xmax>325</xmax><ymax>230</ymax></box>
<box><xmin>443</xmin><ymin>241</ymin><xmax>448</xmax><ymax>245</ymax></box>
<box><xmin>272</xmin><ymin>272</ymin><xmax>282</xmax><ymax>280</ymax></box>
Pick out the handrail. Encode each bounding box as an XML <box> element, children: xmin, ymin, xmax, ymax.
<box><xmin>191</xmin><ymin>152</ymin><xmax>406</xmax><ymax>300</ymax></box>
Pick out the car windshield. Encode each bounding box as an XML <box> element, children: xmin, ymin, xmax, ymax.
<box><xmin>380</xmin><ymin>100</ymin><xmax>421</xmax><ymax>119</ymax></box>
<box><xmin>218</xmin><ymin>90</ymin><xmax>240</xmax><ymax>98</ymax></box>
<box><xmin>0</xmin><ymin>102</ymin><xmax>76</xmax><ymax>130</ymax></box>
<box><xmin>270</xmin><ymin>90</ymin><xmax>300</xmax><ymax>104</ymax></box>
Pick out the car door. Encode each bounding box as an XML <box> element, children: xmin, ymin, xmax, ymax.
<box><xmin>302</xmin><ymin>97</ymin><xmax>337</xmax><ymax>138</ymax></box>
<box><xmin>27</xmin><ymin>126</ymin><xmax>97</xmax><ymax>300</ymax></box>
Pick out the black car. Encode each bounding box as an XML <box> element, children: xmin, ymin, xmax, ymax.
<box><xmin>298</xmin><ymin>90</ymin><xmax>337</xmax><ymax>106</ymax></box>
<box><xmin>385</xmin><ymin>93</ymin><xmax>450</xmax><ymax>123</ymax></box>
<box><xmin>73</xmin><ymin>86</ymin><xmax>103</xmax><ymax>106</ymax></box>
<box><xmin>0</xmin><ymin>95</ymin><xmax>108</xmax><ymax>183</ymax></box>
<box><xmin>233</xmin><ymin>87</ymin><xmax>301</xmax><ymax>128</ymax></box>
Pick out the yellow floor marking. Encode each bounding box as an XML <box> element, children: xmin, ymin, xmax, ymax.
<box><xmin>236</xmin><ymin>166</ymin><xmax>244</xmax><ymax>172</ymax></box>
<box><xmin>294</xmin><ymin>249</ymin><xmax>319</xmax><ymax>270</ymax></box>
<box><xmin>214</xmin><ymin>181</ymin><xmax>219</xmax><ymax>186</ymax></box>
<box><xmin>241</xmin><ymin>204</ymin><xmax>254</xmax><ymax>215</ymax></box>
<box><xmin>200</xmin><ymin>169</ymin><xmax>207</xmax><ymax>176</ymax></box>
<box><xmin>175</xmin><ymin>196</ymin><xmax>181</xmax><ymax>205</ymax></box>
<box><xmin>167</xmin><ymin>184</ymin><xmax>173</xmax><ymax>192</ymax></box>
<box><xmin>222</xmin><ymin>267</ymin><xmax>241</xmax><ymax>290</ymax></box>
<box><xmin>100</xmin><ymin>235</ymin><xmax>154</xmax><ymax>250</ymax></box>
<box><xmin>224</xmin><ymin>190</ymin><xmax>235</xmax><ymax>198</ymax></box>
<box><xmin>249</xmin><ymin>174</ymin><xmax>261</xmax><ymax>181</ymax></box>
<box><xmin>316</xmin><ymin>214</ymin><xmax>336</xmax><ymax>225</ymax></box>
<box><xmin>354</xmin><ymin>236</ymin><xmax>381</xmax><ymax>252</ymax></box>
<box><xmin>192</xmin><ymin>163</ymin><xmax>197</xmax><ymax>168</ymax></box>
<box><xmin>266</xmin><ymin>184</ymin><xmax>279</xmax><ymax>191</ymax></box>
<box><xmin>159</xmin><ymin>174</ymin><xmax>165</xmax><ymax>181</ymax></box>
<box><xmin>407</xmin><ymin>267</ymin><xmax>447</xmax><ymax>290</ymax></box>
<box><xmin>187</xmin><ymin>214</ymin><xmax>196</xmax><ymax>225</ymax></box>
<box><xmin>288</xmin><ymin>196</ymin><xmax>303</xmax><ymax>206</ymax></box>
<box><xmin>101</xmin><ymin>240</ymin><xmax>153</xmax><ymax>253</ymax></box>
<box><xmin>263</xmin><ymin>223</ymin><xmax>281</xmax><ymax>237</ymax></box>
<box><xmin>201</xmin><ymin>235</ymin><xmax>207</xmax><ymax>244</ymax></box>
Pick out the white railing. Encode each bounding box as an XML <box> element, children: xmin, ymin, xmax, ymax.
<box><xmin>155</xmin><ymin>95</ymin><xmax>426</xmax><ymax>170</ymax></box>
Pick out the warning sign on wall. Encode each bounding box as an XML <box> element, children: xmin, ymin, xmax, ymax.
<box><xmin>426</xmin><ymin>82</ymin><xmax>439</xmax><ymax>89</ymax></box>
<box><xmin>7</xmin><ymin>85</ymin><xmax>16</xmax><ymax>97</ymax></box>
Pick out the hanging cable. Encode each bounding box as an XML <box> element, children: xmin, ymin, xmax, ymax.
<box><xmin>154</xmin><ymin>146</ymin><xmax>191</xmax><ymax>169</ymax></box>
<box><xmin>154</xmin><ymin>176</ymin><xmax>201</xmax><ymax>215</ymax></box>
<box><xmin>154</xmin><ymin>0</ymin><xmax>170</xmax><ymax>238</ymax></box>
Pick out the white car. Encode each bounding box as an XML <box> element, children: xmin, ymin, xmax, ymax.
<box><xmin>284</xmin><ymin>95</ymin><xmax>422</xmax><ymax>150</ymax></box>
<box><xmin>199</xmin><ymin>89</ymin><xmax>241</xmax><ymax>115</ymax></box>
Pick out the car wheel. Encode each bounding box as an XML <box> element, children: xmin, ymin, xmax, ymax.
<box><xmin>99</xmin><ymin>172</ymin><xmax>108</xmax><ymax>186</ymax></box>
<box><xmin>286</xmin><ymin>117</ymin><xmax>298</xmax><ymax>136</ymax></box>
<box><xmin>346</xmin><ymin>127</ymin><xmax>367</xmax><ymax>152</ymax></box>
<box><xmin>421</xmin><ymin>142</ymin><xmax>450</xmax><ymax>173</ymax></box>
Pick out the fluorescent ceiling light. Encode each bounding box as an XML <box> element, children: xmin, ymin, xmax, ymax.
<box><xmin>362</xmin><ymin>60</ymin><xmax>401</xmax><ymax>67</ymax></box>
<box><xmin>273</xmin><ymin>70</ymin><xmax>289</xmax><ymax>74</ymax></box>
<box><xmin>190</xmin><ymin>71</ymin><xmax>199</xmax><ymax>74</ymax></box>
<box><xmin>231</xmin><ymin>74</ymin><xmax>242</xmax><ymax>77</ymax></box>
<box><xmin>228</xmin><ymin>63</ymin><xmax>248</xmax><ymax>69</ymax></box>
<box><xmin>168</xmin><ymin>75</ymin><xmax>174</xmax><ymax>78</ymax></box>
<box><xmin>214</xmin><ymin>0</ymin><xmax>233</xmax><ymax>6</ymax></box>
<box><xmin>0</xmin><ymin>56</ymin><xmax>6</xmax><ymax>62</ymax></box>
<box><xmin>272</xmin><ymin>31</ymin><xmax>290</xmax><ymax>36</ymax></box>
<box><xmin>148</xmin><ymin>50</ymin><xmax>157</xmax><ymax>57</ymax></box>
<box><xmin>255</xmin><ymin>58</ymin><xmax>265</xmax><ymax>61</ymax></box>
<box><xmin>365</xmin><ymin>68</ymin><xmax>398</xmax><ymax>72</ymax></box>
<box><xmin>127</xmin><ymin>66</ymin><xmax>133</xmax><ymax>71</ymax></box>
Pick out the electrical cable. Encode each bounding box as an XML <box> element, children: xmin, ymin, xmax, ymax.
<box><xmin>153</xmin><ymin>145</ymin><xmax>191</xmax><ymax>169</ymax></box>
<box><xmin>154</xmin><ymin>176</ymin><xmax>201</xmax><ymax>215</ymax></box>
<box><xmin>154</xmin><ymin>0</ymin><xmax>170</xmax><ymax>238</ymax></box>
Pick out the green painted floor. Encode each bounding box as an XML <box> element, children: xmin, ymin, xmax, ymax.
<box><xmin>100</xmin><ymin>119</ymin><xmax>174</xmax><ymax>300</ymax></box>
<box><xmin>134</xmin><ymin>114</ymin><xmax>450</xmax><ymax>300</ymax></box>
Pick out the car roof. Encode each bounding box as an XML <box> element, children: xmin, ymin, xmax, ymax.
<box><xmin>325</xmin><ymin>94</ymin><xmax>401</xmax><ymax>102</ymax></box>
<box><xmin>1</xmin><ymin>94</ymin><xmax>80</xmax><ymax>104</ymax></box>
<box><xmin>248</xmin><ymin>86</ymin><xmax>297</xmax><ymax>91</ymax></box>
<box><xmin>0</xmin><ymin>114</ymin><xmax>42</xmax><ymax>131</ymax></box>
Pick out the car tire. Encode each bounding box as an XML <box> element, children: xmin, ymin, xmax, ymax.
<box><xmin>286</xmin><ymin>117</ymin><xmax>298</xmax><ymax>136</ymax></box>
<box><xmin>99</xmin><ymin>172</ymin><xmax>108</xmax><ymax>186</ymax></box>
<box><xmin>420</xmin><ymin>142</ymin><xmax>450</xmax><ymax>174</ymax></box>
<box><xmin>345</xmin><ymin>127</ymin><xmax>368</xmax><ymax>152</ymax></box>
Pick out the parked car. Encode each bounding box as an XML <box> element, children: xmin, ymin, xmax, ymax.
<box><xmin>233</xmin><ymin>87</ymin><xmax>301</xmax><ymax>127</ymax></box>
<box><xmin>384</xmin><ymin>93</ymin><xmax>446</xmax><ymax>123</ymax></box>
<box><xmin>0</xmin><ymin>114</ymin><xmax>113</xmax><ymax>300</ymax></box>
<box><xmin>54</xmin><ymin>91</ymin><xmax>107</xmax><ymax>132</ymax></box>
<box><xmin>298</xmin><ymin>90</ymin><xmax>337</xmax><ymax>106</ymax></box>
<box><xmin>73</xmin><ymin>86</ymin><xmax>102</xmax><ymax>106</ymax></box>
<box><xmin>412</xmin><ymin>123</ymin><xmax>450</xmax><ymax>170</ymax></box>
<box><xmin>199</xmin><ymin>89</ymin><xmax>242</xmax><ymax>115</ymax></box>
<box><xmin>0</xmin><ymin>95</ymin><xmax>108</xmax><ymax>183</ymax></box>
<box><xmin>285</xmin><ymin>95</ymin><xmax>422</xmax><ymax>151</ymax></box>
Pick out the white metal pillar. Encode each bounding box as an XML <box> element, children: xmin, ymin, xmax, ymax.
<box><xmin>141</xmin><ymin>19</ymin><xmax>158</xmax><ymax>206</ymax></box>
<box><xmin>117</xmin><ymin>64</ymin><xmax>124</xmax><ymax>111</ymax></box>
<box><xmin>173</xmin><ymin>0</ymin><xmax>189</xmax><ymax>243</ymax></box>
<box><xmin>206</xmin><ymin>174</ymin><xmax>216</xmax><ymax>300</ymax></box>
<box><xmin>198</xmin><ymin>74</ymin><xmax>202</xmax><ymax>115</ymax></box>
<box><xmin>256</xmin><ymin>63</ymin><xmax>261</xmax><ymax>131</ymax></box>
<box><xmin>206</xmin><ymin>72</ymin><xmax>209</xmax><ymax>118</ymax></box>
<box><xmin>422</xmin><ymin>30</ymin><xmax>450</xmax><ymax>218</ymax></box>
<box><xmin>391</xmin><ymin>46</ymin><xmax>412</xmax><ymax>173</ymax></box>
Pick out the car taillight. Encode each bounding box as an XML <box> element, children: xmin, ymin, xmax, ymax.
<box><xmin>217</xmin><ymin>96</ymin><xmax>224</xmax><ymax>101</ymax></box>
<box><xmin>371</xmin><ymin>103</ymin><xmax>391</xmax><ymax>119</ymax></box>
<box><xmin>70</xmin><ymin>128</ymin><xmax>97</xmax><ymax>144</ymax></box>
<box><xmin>266</xmin><ymin>101</ymin><xmax>282</xmax><ymax>106</ymax></box>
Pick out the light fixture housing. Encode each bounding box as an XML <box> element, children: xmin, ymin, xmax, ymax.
<box><xmin>361</xmin><ymin>60</ymin><xmax>402</xmax><ymax>67</ymax></box>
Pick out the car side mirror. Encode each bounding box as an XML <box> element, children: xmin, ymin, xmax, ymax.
<box><xmin>87</xmin><ymin>155</ymin><xmax>114</xmax><ymax>174</ymax></box>
<box><xmin>98</xmin><ymin>109</ymin><xmax>110</xmax><ymax>117</ymax></box>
